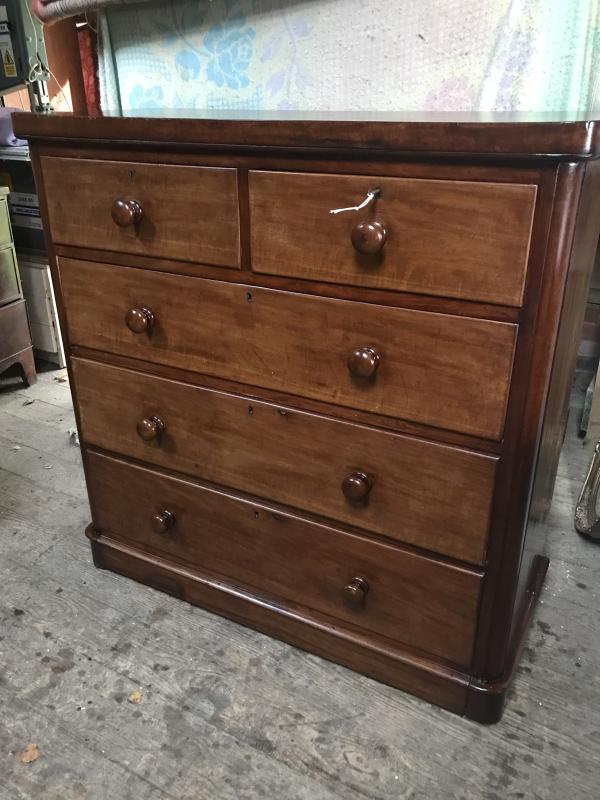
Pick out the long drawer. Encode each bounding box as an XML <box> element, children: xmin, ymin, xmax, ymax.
<box><xmin>86</xmin><ymin>450</ymin><xmax>482</xmax><ymax>667</ymax></box>
<box><xmin>249</xmin><ymin>170</ymin><xmax>536</xmax><ymax>306</ymax></box>
<box><xmin>73</xmin><ymin>358</ymin><xmax>496</xmax><ymax>564</ymax></box>
<box><xmin>41</xmin><ymin>157</ymin><xmax>240</xmax><ymax>267</ymax></box>
<box><xmin>60</xmin><ymin>258</ymin><xmax>517</xmax><ymax>440</ymax></box>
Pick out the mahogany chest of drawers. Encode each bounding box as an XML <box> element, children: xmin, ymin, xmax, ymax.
<box><xmin>15</xmin><ymin>111</ymin><xmax>600</xmax><ymax>722</ymax></box>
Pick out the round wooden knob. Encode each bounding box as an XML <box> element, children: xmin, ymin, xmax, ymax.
<box><xmin>151</xmin><ymin>509</ymin><xmax>175</xmax><ymax>535</ymax></box>
<box><xmin>111</xmin><ymin>198</ymin><xmax>143</xmax><ymax>227</ymax></box>
<box><xmin>351</xmin><ymin>221</ymin><xmax>387</xmax><ymax>255</ymax></box>
<box><xmin>343</xmin><ymin>576</ymin><xmax>369</xmax><ymax>608</ymax></box>
<box><xmin>125</xmin><ymin>306</ymin><xmax>154</xmax><ymax>333</ymax></box>
<box><xmin>342</xmin><ymin>471</ymin><xmax>372</xmax><ymax>503</ymax></box>
<box><xmin>136</xmin><ymin>415</ymin><xmax>165</xmax><ymax>442</ymax></box>
<box><xmin>347</xmin><ymin>346</ymin><xmax>380</xmax><ymax>379</ymax></box>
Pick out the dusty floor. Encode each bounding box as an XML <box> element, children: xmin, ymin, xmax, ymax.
<box><xmin>1</xmin><ymin>363</ymin><xmax>599</xmax><ymax>799</ymax></box>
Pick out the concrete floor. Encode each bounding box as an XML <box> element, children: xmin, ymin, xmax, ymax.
<box><xmin>1</xmin><ymin>363</ymin><xmax>599</xmax><ymax>800</ymax></box>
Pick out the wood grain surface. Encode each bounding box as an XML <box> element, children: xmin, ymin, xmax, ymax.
<box><xmin>41</xmin><ymin>157</ymin><xmax>240</xmax><ymax>267</ymax></box>
<box><xmin>13</xmin><ymin>109</ymin><xmax>600</xmax><ymax>159</ymax></box>
<box><xmin>250</xmin><ymin>170</ymin><xmax>536</xmax><ymax>306</ymax></box>
<box><xmin>86</xmin><ymin>450</ymin><xmax>482</xmax><ymax>666</ymax></box>
<box><xmin>59</xmin><ymin>258</ymin><xmax>517</xmax><ymax>440</ymax></box>
<box><xmin>72</xmin><ymin>358</ymin><xmax>497</xmax><ymax>564</ymax></box>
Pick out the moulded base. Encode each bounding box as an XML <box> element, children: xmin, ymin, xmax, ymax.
<box><xmin>86</xmin><ymin>525</ymin><xmax>548</xmax><ymax>724</ymax></box>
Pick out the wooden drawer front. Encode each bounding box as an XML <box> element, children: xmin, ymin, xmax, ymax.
<box><xmin>0</xmin><ymin>246</ymin><xmax>20</xmax><ymax>307</ymax></box>
<box><xmin>0</xmin><ymin>299</ymin><xmax>31</xmax><ymax>360</ymax></box>
<box><xmin>87</xmin><ymin>450</ymin><xmax>482</xmax><ymax>666</ymax></box>
<box><xmin>73</xmin><ymin>359</ymin><xmax>496</xmax><ymax>564</ymax></box>
<box><xmin>40</xmin><ymin>157</ymin><xmax>240</xmax><ymax>267</ymax></box>
<box><xmin>61</xmin><ymin>259</ymin><xmax>516</xmax><ymax>440</ymax></box>
<box><xmin>249</xmin><ymin>170</ymin><xmax>536</xmax><ymax>306</ymax></box>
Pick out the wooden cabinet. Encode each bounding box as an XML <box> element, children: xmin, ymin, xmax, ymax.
<box><xmin>0</xmin><ymin>186</ymin><xmax>36</xmax><ymax>385</ymax></box>
<box><xmin>16</xmin><ymin>111</ymin><xmax>600</xmax><ymax>723</ymax></box>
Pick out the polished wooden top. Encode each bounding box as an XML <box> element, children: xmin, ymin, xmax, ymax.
<box><xmin>12</xmin><ymin>110</ymin><xmax>600</xmax><ymax>159</ymax></box>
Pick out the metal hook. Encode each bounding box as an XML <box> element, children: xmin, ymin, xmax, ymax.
<box><xmin>330</xmin><ymin>187</ymin><xmax>381</xmax><ymax>215</ymax></box>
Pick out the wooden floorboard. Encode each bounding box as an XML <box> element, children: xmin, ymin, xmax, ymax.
<box><xmin>1</xmin><ymin>366</ymin><xmax>599</xmax><ymax>799</ymax></box>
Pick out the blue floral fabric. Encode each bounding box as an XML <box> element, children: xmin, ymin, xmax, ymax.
<box><xmin>204</xmin><ymin>18</ymin><xmax>255</xmax><ymax>89</ymax></box>
<box><xmin>98</xmin><ymin>0</ymin><xmax>600</xmax><ymax>113</ymax></box>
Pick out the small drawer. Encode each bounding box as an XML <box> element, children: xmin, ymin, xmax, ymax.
<box><xmin>73</xmin><ymin>358</ymin><xmax>497</xmax><ymax>564</ymax></box>
<box><xmin>40</xmin><ymin>156</ymin><xmax>240</xmax><ymax>267</ymax></box>
<box><xmin>86</xmin><ymin>450</ymin><xmax>483</xmax><ymax>667</ymax></box>
<box><xmin>60</xmin><ymin>258</ymin><xmax>517</xmax><ymax>440</ymax></box>
<box><xmin>249</xmin><ymin>170</ymin><xmax>536</xmax><ymax>306</ymax></box>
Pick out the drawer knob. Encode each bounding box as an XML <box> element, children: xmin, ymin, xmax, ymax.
<box><xmin>151</xmin><ymin>509</ymin><xmax>175</xmax><ymax>535</ymax></box>
<box><xmin>126</xmin><ymin>306</ymin><xmax>155</xmax><ymax>333</ymax></box>
<box><xmin>351</xmin><ymin>221</ymin><xmax>387</xmax><ymax>255</ymax></box>
<box><xmin>342</xmin><ymin>471</ymin><xmax>372</xmax><ymax>503</ymax></box>
<box><xmin>343</xmin><ymin>576</ymin><xmax>369</xmax><ymax>608</ymax></box>
<box><xmin>111</xmin><ymin>198</ymin><xmax>143</xmax><ymax>227</ymax></box>
<box><xmin>347</xmin><ymin>346</ymin><xmax>380</xmax><ymax>379</ymax></box>
<box><xmin>136</xmin><ymin>415</ymin><xmax>165</xmax><ymax>442</ymax></box>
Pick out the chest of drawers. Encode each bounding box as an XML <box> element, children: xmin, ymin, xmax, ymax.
<box><xmin>15</xmin><ymin>111</ymin><xmax>600</xmax><ymax>723</ymax></box>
